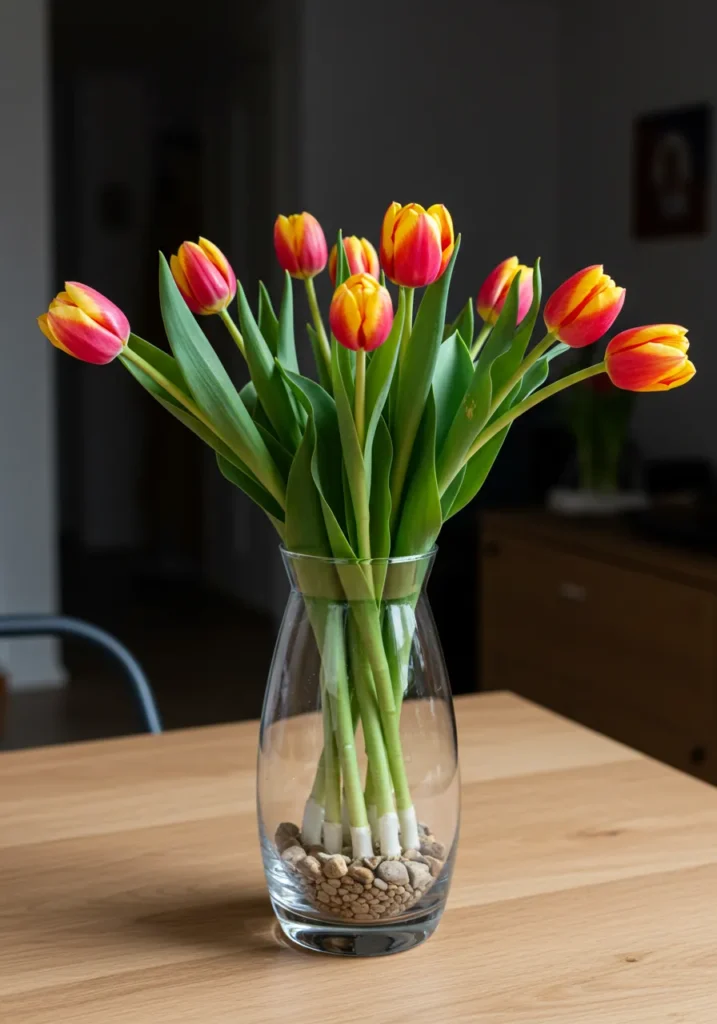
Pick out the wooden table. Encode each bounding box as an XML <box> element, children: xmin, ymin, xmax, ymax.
<box><xmin>2</xmin><ymin>692</ymin><xmax>717</xmax><ymax>1023</ymax></box>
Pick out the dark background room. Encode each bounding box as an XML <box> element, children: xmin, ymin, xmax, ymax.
<box><xmin>1</xmin><ymin>0</ymin><xmax>714</xmax><ymax>789</ymax></box>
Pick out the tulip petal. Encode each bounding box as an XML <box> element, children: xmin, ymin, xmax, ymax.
<box><xmin>274</xmin><ymin>216</ymin><xmax>302</xmax><ymax>277</ymax></box>
<box><xmin>392</xmin><ymin>208</ymin><xmax>442</xmax><ymax>287</ymax></box>
<box><xmin>608</xmin><ymin>324</ymin><xmax>688</xmax><ymax>355</ymax></box>
<box><xmin>558</xmin><ymin>286</ymin><xmax>625</xmax><ymax>347</ymax></box>
<box><xmin>360</xmin><ymin>285</ymin><xmax>393</xmax><ymax>351</ymax></box>
<box><xmin>360</xmin><ymin>238</ymin><xmax>380</xmax><ymax>279</ymax></box>
<box><xmin>608</xmin><ymin>342</ymin><xmax>688</xmax><ymax>390</ymax></box>
<box><xmin>64</xmin><ymin>282</ymin><xmax>130</xmax><ymax>342</ymax></box>
<box><xmin>47</xmin><ymin>304</ymin><xmax>126</xmax><ymax>364</ymax></box>
<box><xmin>477</xmin><ymin>257</ymin><xmax>518</xmax><ymax>323</ymax></box>
<box><xmin>170</xmin><ymin>253</ymin><xmax>202</xmax><ymax>313</ymax></box>
<box><xmin>179</xmin><ymin>241</ymin><xmax>233</xmax><ymax>314</ymax></box>
<box><xmin>198</xmin><ymin>236</ymin><xmax>237</xmax><ymax>297</ymax></box>
<box><xmin>38</xmin><ymin>312</ymin><xmax>75</xmax><ymax>356</ymax></box>
<box><xmin>380</xmin><ymin>202</ymin><xmax>402</xmax><ymax>278</ymax></box>
<box><xmin>544</xmin><ymin>265</ymin><xmax>605</xmax><ymax>332</ymax></box>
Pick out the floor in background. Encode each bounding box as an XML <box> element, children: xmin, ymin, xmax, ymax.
<box><xmin>0</xmin><ymin>549</ymin><xmax>275</xmax><ymax>751</ymax></box>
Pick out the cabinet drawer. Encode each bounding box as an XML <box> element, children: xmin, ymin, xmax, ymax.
<box><xmin>481</xmin><ymin>534</ymin><xmax>717</xmax><ymax>743</ymax></box>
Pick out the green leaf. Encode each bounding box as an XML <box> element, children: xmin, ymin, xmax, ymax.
<box><xmin>445</xmin><ymin>427</ymin><xmax>509</xmax><ymax>520</ymax></box>
<box><xmin>369</xmin><ymin>416</ymin><xmax>393</xmax><ymax>593</ymax></box>
<box><xmin>334</xmin><ymin>230</ymin><xmax>350</xmax><ymax>287</ymax></box>
<box><xmin>447</xmin><ymin>299</ymin><xmax>474</xmax><ymax>350</ymax></box>
<box><xmin>393</xmin><ymin>392</ymin><xmax>441</xmax><ymax>556</ymax></box>
<box><xmin>284</xmin><ymin>413</ymin><xmax>330</xmax><ymax>557</ymax></box>
<box><xmin>364</xmin><ymin>289</ymin><xmax>405</xmax><ymax>459</ymax></box>
<box><xmin>435</xmin><ymin>268</ymin><xmax>521</xmax><ymax>492</ymax></box>
<box><xmin>216</xmin><ymin>453</ymin><xmax>286</xmax><ymax>527</ymax></box>
<box><xmin>440</xmin><ymin>465</ymin><xmax>466</xmax><ymax>519</ymax></box>
<box><xmin>370</xmin><ymin>417</ymin><xmax>393</xmax><ymax>561</ymax></box>
<box><xmin>158</xmin><ymin>254</ymin><xmax>285</xmax><ymax>507</ymax></box>
<box><xmin>307</xmin><ymin>324</ymin><xmax>333</xmax><ymax>392</ymax></box>
<box><xmin>258</xmin><ymin>282</ymin><xmax>279</xmax><ymax>356</ymax></box>
<box><xmin>391</xmin><ymin>238</ymin><xmax>461</xmax><ymax>523</ymax></box>
<box><xmin>126</xmin><ymin>333</ymin><xmax>188</xmax><ymax>392</ymax></box>
<box><xmin>255</xmin><ymin>423</ymin><xmax>293</xmax><ymax>481</ymax></box>
<box><xmin>277</xmin><ymin>271</ymin><xmax>299</xmax><ymax>372</ymax></box>
<box><xmin>331</xmin><ymin>341</ymin><xmax>370</xmax><ymax>557</ymax></box>
<box><xmin>237</xmin><ymin>281</ymin><xmax>303</xmax><ymax>451</ymax></box>
<box><xmin>279</xmin><ymin>367</ymin><xmax>348</xmax><ymax>539</ymax></box>
<box><xmin>433</xmin><ymin>331</ymin><xmax>474</xmax><ymax>457</ymax></box>
<box><xmin>239</xmin><ymin>380</ymin><xmax>258</xmax><ymax>417</ymax></box>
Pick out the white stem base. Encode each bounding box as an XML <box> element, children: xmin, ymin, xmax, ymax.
<box><xmin>350</xmin><ymin>825</ymin><xmax>374</xmax><ymax>859</ymax></box>
<box><xmin>301</xmin><ymin>797</ymin><xmax>325</xmax><ymax>846</ymax></box>
<box><xmin>399</xmin><ymin>805</ymin><xmax>420</xmax><ymax>851</ymax></box>
<box><xmin>378</xmin><ymin>812</ymin><xmax>401</xmax><ymax>857</ymax></box>
<box><xmin>323</xmin><ymin>820</ymin><xmax>343</xmax><ymax>854</ymax></box>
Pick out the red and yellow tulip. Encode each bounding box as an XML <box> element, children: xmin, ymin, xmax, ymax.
<box><xmin>37</xmin><ymin>283</ymin><xmax>129</xmax><ymax>364</ymax></box>
<box><xmin>329</xmin><ymin>236</ymin><xmax>379</xmax><ymax>287</ymax></box>
<box><xmin>544</xmin><ymin>265</ymin><xmax>625</xmax><ymax>347</ymax></box>
<box><xmin>170</xmin><ymin>237</ymin><xmax>236</xmax><ymax>315</ymax></box>
<box><xmin>476</xmin><ymin>257</ymin><xmax>533</xmax><ymax>325</ymax></box>
<box><xmin>380</xmin><ymin>202</ymin><xmax>454</xmax><ymax>288</ymax></box>
<box><xmin>605</xmin><ymin>325</ymin><xmax>695</xmax><ymax>391</ymax></box>
<box><xmin>274</xmin><ymin>212</ymin><xmax>328</xmax><ymax>280</ymax></box>
<box><xmin>329</xmin><ymin>273</ymin><xmax>393</xmax><ymax>352</ymax></box>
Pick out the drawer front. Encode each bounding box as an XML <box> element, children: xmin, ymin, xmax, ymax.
<box><xmin>481</xmin><ymin>533</ymin><xmax>717</xmax><ymax>766</ymax></box>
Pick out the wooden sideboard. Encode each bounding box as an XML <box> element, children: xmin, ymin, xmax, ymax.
<box><xmin>480</xmin><ymin>510</ymin><xmax>717</xmax><ymax>783</ymax></box>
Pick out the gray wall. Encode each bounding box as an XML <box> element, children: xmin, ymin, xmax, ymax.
<box><xmin>0</xmin><ymin>0</ymin><xmax>61</xmax><ymax>686</ymax></box>
<box><xmin>559</xmin><ymin>0</ymin><xmax>714</xmax><ymax>460</ymax></box>
<box><xmin>299</xmin><ymin>0</ymin><xmax>561</xmax><ymax>310</ymax></box>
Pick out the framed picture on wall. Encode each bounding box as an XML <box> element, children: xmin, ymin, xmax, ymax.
<box><xmin>632</xmin><ymin>103</ymin><xmax>712</xmax><ymax>239</ymax></box>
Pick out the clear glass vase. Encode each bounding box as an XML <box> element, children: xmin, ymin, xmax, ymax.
<box><xmin>258</xmin><ymin>549</ymin><xmax>460</xmax><ymax>957</ymax></box>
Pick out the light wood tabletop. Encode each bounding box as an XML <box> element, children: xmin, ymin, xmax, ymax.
<box><xmin>2</xmin><ymin>691</ymin><xmax>717</xmax><ymax>1023</ymax></box>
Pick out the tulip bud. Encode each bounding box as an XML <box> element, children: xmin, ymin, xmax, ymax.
<box><xmin>544</xmin><ymin>265</ymin><xmax>625</xmax><ymax>347</ymax></box>
<box><xmin>274</xmin><ymin>212</ymin><xmax>328</xmax><ymax>279</ymax></box>
<box><xmin>380</xmin><ymin>202</ymin><xmax>454</xmax><ymax>288</ymax></box>
<box><xmin>476</xmin><ymin>257</ymin><xmax>533</xmax><ymax>325</ymax></box>
<box><xmin>328</xmin><ymin>236</ymin><xmax>379</xmax><ymax>287</ymax></box>
<box><xmin>329</xmin><ymin>273</ymin><xmax>394</xmax><ymax>352</ymax></box>
<box><xmin>170</xmin><ymin>237</ymin><xmax>236</xmax><ymax>315</ymax></box>
<box><xmin>37</xmin><ymin>283</ymin><xmax>129</xmax><ymax>365</ymax></box>
<box><xmin>605</xmin><ymin>325</ymin><xmax>695</xmax><ymax>391</ymax></box>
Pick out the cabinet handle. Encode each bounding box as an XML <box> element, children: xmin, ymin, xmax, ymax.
<box><xmin>559</xmin><ymin>581</ymin><xmax>587</xmax><ymax>602</ymax></box>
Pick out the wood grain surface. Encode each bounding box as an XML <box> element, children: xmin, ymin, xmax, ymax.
<box><xmin>2</xmin><ymin>692</ymin><xmax>717</xmax><ymax>1023</ymax></box>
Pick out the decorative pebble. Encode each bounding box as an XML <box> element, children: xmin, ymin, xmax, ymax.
<box><xmin>281</xmin><ymin>845</ymin><xmax>307</xmax><ymax>868</ymax></box>
<box><xmin>423</xmin><ymin>856</ymin><xmax>444</xmax><ymax>878</ymax></box>
<box><xmin>373</xmin><ymin>877</ymin><xmax>388</xmax><ymax>891</ymax></box>
<box><xmin>317</xmin><ymin>852</ymin><xmax>332</xmax><ymax>863</ymax></box>
<box><xmin>323</xmin><ymin>855</ymin><xmax>349</xmax><ymax>879</ymax></box>
<box><xmin>348</xmin><ymin>865</ymin><xmax>374</xmax><ymax>884</ymax></box>
<box><xmin>418</xmin><ymin>822</ymin><xmax>430</xmax><ymax>837</ymax></box>
<box><xmin>420</xmin><ymin>840</ymin><xmax>446</xmax><ymax>860</ymax></box>
<box><xmin>406</xmin><ymin>862</ymin><xmax>432</xmax><ymax>889</ymax></box>
<box><xmin>297</xmin><ymin>855</ymin><xmax>322</xmax><ymax>880</ymax></box>
<box><xmin>377</xmin><ymin>861</ymin><xmax>409</xmax><ymax>885</ymax></box>
<box><xmin>326</xmin><ymin>878</ymin><xmax>342</xmax><ymax>889</ymax></box>
<box><xmin>403</xmin><ymin>848</ymin><xmax>427</xmax><ymax>862</ymax></box>
<box><xmin>363</xmin><ymin>856</ymin><xmax>382</xmax><ymax>870</ymax></box>
<box><xmin>316</xmin><ymin>890</ymin><xmax>331</xmax><ymax>904</ymax></box>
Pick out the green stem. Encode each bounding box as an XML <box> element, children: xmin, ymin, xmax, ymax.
<box><xmin>351</xmin><ymin>602</ymin><xmax>413</xmax><ymax>813</ymax></box>
<box><xmin>397</xmin><ymin>286</ymin><xmax>414</xmax><ymax>376</ymax></box>
<box><xmin>355</xmin><ymin>349</ymin><xmax>366</xmax><ymax>450</ymax></box>
<box><xmin>121</xmin><ymin>348</ymin><xmax>215</xmax><ymax>432</ymax></box>
<box><xmin>348</xmin><ymin>617</ymin><xmax>396</xmax><ymax>819</ymax></box>
<box><xmin>464</xmin><ymin>361</ymin><xmax>607</xmax><ymax>467</ymax></box>
<box><xmin>322</xmin><ymin>698</ymin><xmax>342</xmax><ymax>827</ymax></box>
<box><xmin>218</xmin><ymin>308</ymin><xmax>246</xmax><ymax>359</ymax></box>
<box><xmin>470</xmin><ymin>321</ymin><xmax>492</xmax><ymax>360</ymax></box>
<box><xmin>309</xmin><ymin>751</ymin><xmax>326</xmax><ymax>804</ymax></box>
<box><xmin>488</xmin><ymin>331</ymin><xmax>556</xmax><ymax>415</ymax></box>
<box><xmin>304</xmin><ymin>277</ymin><xmax>332</xmax><ymax>378</ymax></box>
<box><xmin>323</xmin><ymin>604</ymin><xmax>368</xmax><ymax>830</ymax></box>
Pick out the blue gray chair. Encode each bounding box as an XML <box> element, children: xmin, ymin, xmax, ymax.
<box><xmin>0</xmin><ymin>614</ymin><xmax>161</xmax><ymax>733</ymax></box>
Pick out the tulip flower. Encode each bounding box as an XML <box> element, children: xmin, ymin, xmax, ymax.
<box><xmin>544</xmin><ymin>265</ymin><xmax>625</xmax><ymax>347</ymax></box>
<box><xmin>37</xmin><ymin>283</ymin><xmax>129</xmax><ymax>364</ymax></box>
<box><xmin>476</xmin><ymin>257</ymin><xmax>533</xmax><ymax>325</ymax></box>
<box><xmin>273</xmin><ymin>212</ymin><xmax>328</xmax><ymax>280</ymax></box>
<box><xmin>605</xmin><ymin>325</ymin><xmax>695</xmax><ymax>391</ymax></box>
<box><xmin>328</xmin><ymin>236</ymin><xmax>379</xmax><ymax>286</ymax></box>
<box><xmin>329</xmin><ymin>273</ymin><xmax>394</xmax><ymax>352</ymax></box>
<box><xmin>380</xmin><ymin>202</ymin><xmax>454</xmax><ymax>288</ymax></box>
<box><xmin>170</xmin><ymin>237</ymin><xmax>236</xmax><ymax>315</ymax></box>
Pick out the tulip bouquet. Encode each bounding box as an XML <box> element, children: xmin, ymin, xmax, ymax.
<box><xmin>39</xmin><ymin>203</ymin><xmax>695</xmax><ymax>875</ymax></box>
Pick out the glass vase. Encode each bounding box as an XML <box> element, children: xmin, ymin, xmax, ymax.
<box><xmin>258</xmin><ymin>549</ymin><xmax>460</xmax><ymax>957</ymax></box>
